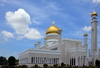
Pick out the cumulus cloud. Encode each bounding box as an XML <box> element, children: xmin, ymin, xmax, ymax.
<box><xmin>2</xmin><ymin>30</ymin><xmax>14</xmax><ymax>41</ymax></box>
<box><xmin>92</xmin><ymin>0</ymin><xmax>100</xmax><ymax>3</ymax></box>
<box><xmin>5</xmin><ymin>8</ymin><xmax>43</xmax><ymax>40</ymax></box>
<box><xmin>24</xmin><ymin>28</ymin><xmax>43</xmax><ymax>39</ymax></box>
<box><xmin>16</xmin><ymin>36</ymin><xmax>24</xmax><ymax>40</ymax></box>
<box><xmin>82</xmin><ymin>26</ymin><xmax>91</xmax><ymax>31</ymax></box>
<box><xmin>5</xmin><ymin>8</ymin><xmax>31</xmax><ymax>35</ymax></box>
<box><xmin>83</xmin><ymin>26</ymin><xmax>99</xmax><ymax>31</ymax></box>
<box><xmin>14</xmin><ymin>52</ymin><xmax>17</xmax><ymax>54</ymax></box>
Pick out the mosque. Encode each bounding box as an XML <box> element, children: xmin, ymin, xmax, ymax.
<box><xmin>19</xmin><ymin>12</ymin><xmax>99</xmax><ymax>67</ymax></box>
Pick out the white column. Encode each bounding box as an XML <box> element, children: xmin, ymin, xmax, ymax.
<box><xmin>44</xmin><ymin>37</ymin><xmax>48</xmax><ymax>49</ymax></box>
<box><xmin>75</xmin><ymin>42</ymin><xmax>78</xmax><ymax>66</ymax></box>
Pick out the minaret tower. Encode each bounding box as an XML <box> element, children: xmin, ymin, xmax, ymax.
<box><xmin>91</xmin><ymin>11</ymin><xmax>98</xmax><ymax>52</ymax></box>
<box><xmin>83</xmin><ymin>33</ymin><xmax>88</xmax><ymax>57</ymax></box>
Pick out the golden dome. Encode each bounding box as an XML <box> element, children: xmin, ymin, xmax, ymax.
<box><xmin>44</xmin><ymin>37</ymin><xmax>48</xmax><ymax>40</ymax></box>
<box><xmin>91</xmin><ymin>11</ymin><xmax>98</xmax><ymax>16</ymax></box>
<box><xmin>46</xmin><ymin>25</ymin><xmax>60</xmax><ymax>34</ymax></box>
<box><xmin>34</xmin><ymin>43</ymin><xmax>37</xmax><ymax>45</ymax></box>
<box><xmin>38</xmin><ymin>41</ymin><xmax>41</xmax><ymax>43</ymax></box>
<box><xmin>83</xmin><ymin>33</ymin><xmax>88</xmax><ymax>37</ymax></box>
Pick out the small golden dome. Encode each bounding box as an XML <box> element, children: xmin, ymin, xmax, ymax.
<box><xmin>83</xmin><ymin>33</ymin><xmax>88</xmax><ymax>37</ymax></box>
<box><xmin>91</xmin><ymin>11</ymin><xmax>98</xmax><ymax>16</ymax></box>
<box><xmin>86</xmin><ymin>44</ymin><xmax>88</xmax><ymax>46</ymax></box>
<box><xmin>38</xmin><ymin>41</ymin><xmax>41</xmax><ymax>43</ymax></box>
<box><xmin>46</xmin><ymin>25</ymin><xmax>60</xmax><ymax>34</ymax></box>
<box><xmin>34</xmin><ymin>43</ymin><xmax>37</xmax><ymax>45</ymax></box>
<box><xmin>76</xmin><ymin>42</ymin><xmax>78</xmax><ymax>45</ymax></box>
<box><xmin>59</xmin><ymin>28</ymin><xmax>61</xmax><ymax>30</ymax></box>
<box><xmin>44</xmin><ymin>37</ymin><xmax>48</xmax><ymax>40</ymax></box>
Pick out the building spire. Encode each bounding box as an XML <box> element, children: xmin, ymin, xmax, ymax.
<box><xmin>52</xmin><ymin>20</ymin><xmax>55</xmax><ymax>26</ymax></box>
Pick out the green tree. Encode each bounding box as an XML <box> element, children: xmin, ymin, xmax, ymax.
<box><xmin>0</xmin><ymin>56</ymin><xmax>7</xmax><ymax>65</ymax></box>
<box><xmin>8</xmin><ymin>56</ymin><xmax>16</xmax><ymax>66</ymax></box>
<box><xmin>95</xmin><ymin>59</ymin><xmax>100</xmax><ymax>66</ymax></box>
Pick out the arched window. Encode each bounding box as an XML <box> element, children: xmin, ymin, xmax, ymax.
<box><xmin>74</xmin><ymin>58</ymin><xmax>75</xmax><ymax>65</ymax></box>
<box><xmin>72</xmin><ymin>58</ymin><xmax>73</xmax><ymax>65</ymax></box>
<box><xmin>36</xmin><ymin>57</ymin><xmax>37</xmax><ymax>64</ymax></box>
<box><xmin>58</xmin><ymin>58</ymin><xmax>59</xmax><ymax>64</ymax></box>
<box><xmin>31</xmin><ymin>57</ymin><xmax>33</xmax><ymax>63</ymax></box>
<box><xmin>70</xmin><ymin>58</ymin><xmax>71</xmax><ymax>65</ymax></box>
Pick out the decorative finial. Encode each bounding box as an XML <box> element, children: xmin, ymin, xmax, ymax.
<box><xmin>52</xmin><ymin>20</ymin><xmax>55</xmax><ymax>26</ymax></box>
<box><xmin>76</xmin><ymin>42</ymin><xmax>78</xmax><ymax>45</ymax></box>
<box><xmin>44</xmin><ymin>37</ymin><xmax>48</xmax><ymax>40</ymax></box>
<box><xmin>91</xmin><ymin>11</ymin><xmax>98</xmax><ymax>16</ymax></box>
<box><xmin>38</xmin><ymin>41</ymin><xmax>41</xmax><ymax>44</ymax></box>
<box><xmin>83</xmin><ymin>33</ymin><xmax>88</xmax><ymax>37</ymax></box>
<box><xmin>86</xmin><ymin>44</ymin><xmax>88</xmax><ymax>46</ymax></box>
<box><xmin>93</xmin><ymin>48</ymin><xmax>96</xmax><ymax>50</ymax></box>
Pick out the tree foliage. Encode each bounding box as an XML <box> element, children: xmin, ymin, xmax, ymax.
<box><xmin>8</xmin><ymin>56</ymin><xmax>16</xmax><ymax>66</ymax></box>
<box><xmin>0</xmin><ymin>56</ymin><xmax>7</xmax><ymax>65</ymax></box>
<box><xmin>95</xmin><ymin>59</ymin><xmax>100</xmax><ymax>66</ymax></box>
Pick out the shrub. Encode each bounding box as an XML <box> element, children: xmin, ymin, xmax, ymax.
<box><xmin>53</xmin><ymin>64</ymin><xmax>58</xmax><ymax>67</ymax></box>
<box><xmin>43</xmin><ymin>64</ymin><xmax>48</xmax><ymax>67</ymax></box>
<box><xmin>21</xmin><ymin>65</ymin><xmax>28</xmax><ymax>68</ymax></box>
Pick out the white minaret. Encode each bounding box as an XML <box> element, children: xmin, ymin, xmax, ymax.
<box><xmin>83</xmin><ymin>33</ymin><xmax>88</xmax><ymax>57</ymax></box>
<box><xmin>91</xmin><ymin>11</ymin><xmax>98</xmax><ymax>65</ymax></box>
<box><xmin>37</xmin><ymin>41</ymin><xmax>41</xmax><ymax>49</ymax></box>
<box><xmin>34</xmin><ymin>43</ymin><xmax>37</xmax><ymax>49</ymax></box>
<box><xmin>58</xmin><ymin>28</ymin><xmax>62</xmax><ymax>50</ymax></box>
<box><xmin>91</xmin><ymin>11</ymin><xmax>98</xmax><ymax>52</ymax></box>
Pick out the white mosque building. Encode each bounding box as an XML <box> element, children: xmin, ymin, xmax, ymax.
<box><xmin>19</xmin><ymin>12</ymin><xmax>99</xmax><ymax>67</ymax></box>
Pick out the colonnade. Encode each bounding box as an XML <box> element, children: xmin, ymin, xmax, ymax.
<box><xmin>70</xmin><ymin>56</ymin><xmax>86</xmax><ymax>66</ymax></box>
<box><xmin>31</xmin><ymin>57</ymin><xmax>59</xmax><ymax>64</ymax></box>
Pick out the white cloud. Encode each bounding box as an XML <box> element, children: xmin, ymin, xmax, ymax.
<box><xmin>2</xmin><ymin>30</ymin><xmax>14</xmax><ymax>41</ymax></box>
<box><xmin>16</xmin><ymin>36</ymin><xmax>24</xmax><ymax>40</ymax></box>
<box><xmin>0</xmin><ymin>3</ymin><xmax>4</xmax><ymax>6</ymax></box>
<box><xmin>92</xmin><ymin>0</ymin><xmax>100</xmax><ymax>3</ymax></box>
<box><xmin>24</xmin><ymin>28</ymin><xmax>43</xmax><ymax>39</ymax></box>
<box><xmin>82</xmin><ymin>26</ymin><xmax>91</xmax><ymax>31</ymax></box>
<box><xmin>14</xmin><ymin>52</ymin><xmax>17</xmax><ymax>54</ymax></box>
<box><xmin>83</xmin><ymin>26</ymin><xmax>99</xmax><ymax>31</ymax></box>
<box><xmin>5</xmin><ymin>8</ymin><xmax>43</xmax><ymax>40</ymax></box>
<box><xmin>5</xmin><ymin>8</ymin><xmax>31</xmax><ymax>35</ymax></box>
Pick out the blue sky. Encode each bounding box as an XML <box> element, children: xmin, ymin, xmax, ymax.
<box><xmin>0</xmin><ymin>0</ymin><xmax>100</xmax><ymax>59</ymax></box>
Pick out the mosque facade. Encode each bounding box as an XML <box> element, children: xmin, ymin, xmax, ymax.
<box><xmin>19</xmin><ymin>12</ymin><xmax>99</xmax><ymax>67</ymax></box>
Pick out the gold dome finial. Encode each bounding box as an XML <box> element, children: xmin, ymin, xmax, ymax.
<box><xmin>83</xmin><ymin>33</ymin><xmax>88</xmax><ymax>37</ymax></box>
<box><xmin>76</xmin><ymin>42</ymin><xmax>78</xmax><ymax>45</ymax></box>
<box><xmin>86</xmin><ymin>44</ymin><xmax>88</xmax><ymax>46</ymax></box>
<box><xmin>91</xmin><ymin>11</ymin><xmax>98</xmax><ymax>16</ymax></box>
<box><xmin>44</xmin><ymin>37</ymin><xmax>48</xmax><ymax>40</ymax></box>
<box><xmin>38</xmin><ymin>41</ymin><xmax>41</xmax><ymax>43</ymax></box>
<box><xmin>34</xmin><ymin>43</ymin><xmax>37</xmax><ymax>45</ymax></box>
<box><xmin>93</xmin><ymin>48</ymin><xmax>96</xmax><ymax>50</ymax></box>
